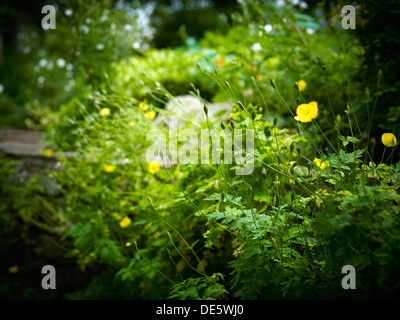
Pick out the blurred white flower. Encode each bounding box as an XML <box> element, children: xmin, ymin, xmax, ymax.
<box><xmin>277</xmin><ymin>0</ymin><xmax>285</xmax><ymax>7</ymax></box>
<box><xmin>264</xmin><ymin>24</ymin><xmax>273</xmax><ymax>33</ymax></box>
<box><xmin>306</xmin><ymin>28</ymin><xmax>315</xmax><ymax>35</ymax></box>
<box><xmin>132</xmin><ymin>42</ymin><xmax>140</xmax><ymax>49</ymax></box>
<box><xmin>299</xmin><ymin>1</ymin><xmax>308</xmax><ymax>9</ymax></box>
<box><xmin>56</xmin><ymin>58</ymin><xmax>66</xmax><ymax>68</ymax></box>
<box><xmin>65</xmin><ymin>9</ymin><xmax>73</xmax><ymax>16</ymax></box>
<box><xmin>38</xmin><ymin>58</ymin><xmax>48</xmax><ymax>67</ymax></box>
<box><xmin>38</xmin><ymin>76</ymin><xmax>45</xmax><ymax>86</ymax></box>
<box><xmin>22</xmin><ymin>46</ymin><xmax>31</xmax><ymax>54</ymax></box>
<box><xmin>0</xmin><ymin>84</ymin><xmax>4</xmax><ymax>94</ymax></box>
<box><xmin>85</xmin><ymin>18</ymin><xmax>92</xmax><ymax>24</ymax></box>
<box><xmin>46</xmin><ymin>61</ymin><xmax>54</xmax><ymax>70</ymax></box>
<box><xmin>124</xmin><ymin>24</ymin><xmax>133</xmax><ymax>31</ymax></box>
<box><xmin>251</xmin><ymin>43</ymin><xmax>262</xmax><ymax>52</ymax></box>
<box><xmin>96</xmin><ymin>43</ymin><xmax>105</xmax><ymax>50</ymax></box>
<box><xmin>79</xmin><ymin>25</ymin><xmax>89</xmax><ymax>34</ymax></box>
<box><xmin>66</xmin><ymin>63</ymin><xmax>73</xmax><ymax>71</ymax></box>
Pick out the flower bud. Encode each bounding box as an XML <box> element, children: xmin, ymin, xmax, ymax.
<box><xmin>336</xmin><ymin>114</ymin><xmax>341</xmax><ymax>126</ymax></box>
<box><xmin>290</xmin><ymin>142</ymin><xmax>295</xmax><ymax>154</ymax></box>
<box><xmin>294</xmin><ymin>81</ymin><xmax>299</xmax><ymax>91</ymax></box>
<box><xmin>324</xmin><ymin>147</ymin><xmax>329</xmax><ymax>156</ymax></box>
<box><xmin>221</xmin><ymin>122</ymin><xmax>226</xmax><ymax>130</ymax></box>
<box><xmin>230</xmin><ymin>119</ymin><xmax>234</xmax><ymax>130</ymax></box>
<box><xmin>237</xmin><ymin>100</ymin><xmax>245</xmax><ymax>110</ymax></box>
<box><xmin>270</xmin><ymin>78</ymin><xmax>277</xmax><ymax>90</ymax></box>
<box><xmin>204</xmin><ymin>104</ymin><xmax>208</xmax><ymax>116</ymax></box>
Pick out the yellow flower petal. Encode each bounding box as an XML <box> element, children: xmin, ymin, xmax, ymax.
<box><xmin>119</xmin><ymin>216</ymin><xmax>132</xmax><ymax>229</ymax></box>
<box><xmin>138</xmin><ymin>103</ymin><xmax>149</xmax><ymax>111</ymax></box>
<box><xmin>294</xmin><ymin>101</ymin><xmax>318</xmax><ymax>123</ymax></box>
<box><xmin>145</xmin><ymin>111</ymin><xmax>156</xmax><ymax>120</ymax></box>
<box><xmin>313</xmin><ymin>157</ymin><xmax>328</xmax><ymax>170</ymax></box>
<box><xmin>298</xmin><ymin>80</ymin><xmax>307</xmax><ymax>91</ymax></box>
<box><xmin>381</xmin><ymin>133</ymin><xmax>397</xmax><ymax>147</ymax></box>
<box><xmin>129</xmin><ymin>121</ymin><xmax>136</xmax><ymax>127</ymax></box>
<box><xmin>100</xmin><ymin>108</ymin><xmax>111</xmax><ymax>117</ymax></box>
<box><xmin>103</xmin><ymin>164</ymin><xmax>116</xmax><ymax>172</ymax></box>
<box><xmin>9</xmin><ymin>265</ymin><xmax>19</xmax><ymax>274</ymax></box>
<box><xmin>44</xmin><ymin>149</ymin><xmax>53</xmax><ymax>158</ymax></box>
<box><xmin>148</xmin><ymin>160</ymin><xmax>160</xmax><ymax>174</ymax></box>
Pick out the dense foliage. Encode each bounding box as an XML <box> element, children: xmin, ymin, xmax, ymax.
<box><xmin>1</xmin><ymin>0</ymin><xmax>399</xmax><ymax>299</ymax></box>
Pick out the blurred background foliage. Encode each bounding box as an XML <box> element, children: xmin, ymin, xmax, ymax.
<box><xmin>1</xmin><ymin>0</ymin><xmax>399</xmax><ymax>299</ymax></box>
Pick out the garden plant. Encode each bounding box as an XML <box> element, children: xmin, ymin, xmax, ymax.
<box><xmin>1</xmin><ymin>0</ymin><xmax>399</xmax><ymax>300</ymax></box>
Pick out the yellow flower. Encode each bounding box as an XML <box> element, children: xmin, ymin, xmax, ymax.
<box><xmin>44</xmin><ymin>149</ymin><xmax>53</xmax><ymax>158</ymax></box>
<box><xmin>313</xmin><ymin>157</ymin><xmax>328</xmax><ymax>170</ymax></box>
<box><xmin>129</xmin><ymin>120</ymin><xmax>136</xmax><ymax>127</ymax></box>
<box><xmin>294</xmin><ymin>101</ymin><xmax>318</xmax><ymax>123</ymax></box>
<box><xmin>103</xmin><ymin>164</ymin><xmax>116</xmax><ymax>172</ymax></box>
<box><xmin>100</xmin><ymin>108</ymin><xmax>110</xmax><ymax>117</ymax></box>
<box><xmin>119</xmin><ymin>216</ymin><xmax>132</xmax><ymax>229</ymax></box>
<box><xmin>138</xmin><ymin>102</ymin><xmax>149</xmax><ymax>111</ymax></box>
<box><xmin>381</xmin><ymin>133</ymin><xmax>397</xmax><ymax>147</ymax></box>
<box><xmin>9</xmin><ymin>265</ymin><xmax>19</xmax><ymax>274</ymax></box>
<box><xmin>144</xmin><ymin>111</ymin><xmax>156</xmax><ymax>120</ymax></box>
<box><xmin>298</xmin><ymin>80</ymin><xmax>307</xmax><ymax>91</ymax></box>
<box><xmin>148</xmin><ymin>160</ymin><xmax>160</xmax><ymax>174</ymax></box>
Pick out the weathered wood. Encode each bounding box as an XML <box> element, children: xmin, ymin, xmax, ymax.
<box><xmin>0</xmin><ymin>129</ymin><xmax>46</xmax><ymax>157</ymax></box>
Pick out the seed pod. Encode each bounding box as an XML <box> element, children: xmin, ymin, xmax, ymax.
<box><xmin>225</xmin><ymin>81</ymin><xmax>231</xmax><ymax>89</ymax></box>
<box><xmin>273</xmin><ymin>117</ymin><xmax>278</xmax><ymax>127</ymax></box>
<box><xmin>270</xmin><ymin>78</ymin><xmax>277</xmax><ymax>90</ymax></box>
<box><xmin>307</xmin><ymin>161</ymin><xmax>312</xmax><ymax>173</ymax></box>
<box><xmin>204</xmin><ymin>104</ymin><xmax>208</xmax><ymax>116</ymax></box>
<box><xmin>296</xmin><ymin>145</ymin><xmax>301</xmax><ymax>155</ymax></box>
<box><xmin>290</xmin><ymin>142</ymin><xmax>295</xmax><ymax>154</ymax></box>
<box><xmin>221</xmin><ymin>122</ymin><xmax>226</xmax><ymax>130</ymax></box>
<box><xmin>336</xmin><ymin>114</ymin><xmax>341</xmax><ymax>126</ymax></box>
<box><xmin>264</xmin><ymin>127</ymin><xmax>271</xmax><ymax>137</ymax></box>
<box><xmin>237</xmin><ymin>100</ymin><xmax>245</xmax><ymax>110</ymax></box>
<box><xmin>324</xmin><ymin>147</ymin><xmax>329</xmax><ymax>156</ymax></box>
<box><xmin>230</xmin><ymin>119</ymin><xmax>234</xmax><ymax>130</ymax></box>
